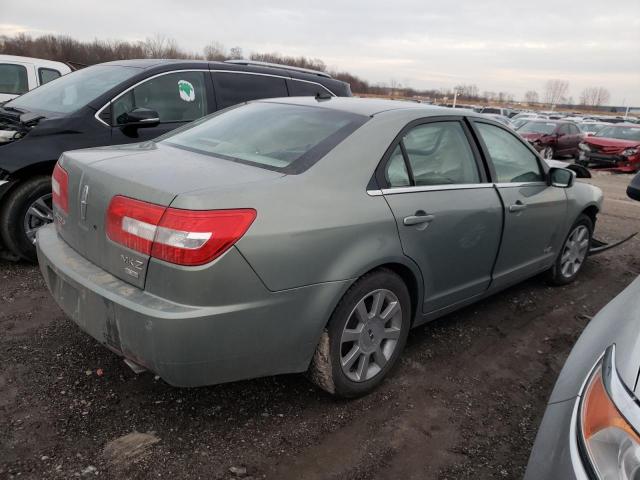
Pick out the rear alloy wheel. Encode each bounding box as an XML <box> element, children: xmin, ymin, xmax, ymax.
<box><xmin>309</xmin><ymin>269</ymin><xmax>411</xmax><ymax>398</ymax></box>
<box><xmin>547</xmin><ymin>214</ymin><xmax>593</xmax><ymax>285</ymax></box>
<box><xmin>0</xmin><ymin>175</ymin><xmax>53</xmax><ymax>262</ymax></box>
<box><xmin>542</xmin><ymin>146</ymin><xmax>555</xmax><ymax>160</ymax></box>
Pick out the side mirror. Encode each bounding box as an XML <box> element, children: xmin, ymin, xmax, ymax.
<box><xmin>627</xmin><ymin>171</ymin><xmax>640</xmax><ymax>201</ymax></box>
<box><xmin>549</xmin><ymin>167</ymin><xmax>574</xmax><ymax>188</ymax></box>
<box><xmin>118</xmin><ymin>108</ymin><xmax>160</xmax><ymax>128</ymax></box>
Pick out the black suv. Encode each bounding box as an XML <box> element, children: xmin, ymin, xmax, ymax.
<box><xmin>0</xmin><ymin>59</ymin><xmax>352</xmax><ymax>260</ymax></box>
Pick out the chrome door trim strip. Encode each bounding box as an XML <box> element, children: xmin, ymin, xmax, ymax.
<box><xmin>368</xmin><ymin>183</ymin><xmax>494</xmax><ymax>196</ymax></box>
<box><xmin>494</xmin><ymin>181</ymin><xmax>548</xmax><ymax>188</ymax></box>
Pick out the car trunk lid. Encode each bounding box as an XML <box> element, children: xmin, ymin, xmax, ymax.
<box><xmin>55</xmin><ymin>142</ymin><xmax>282</xmax><ymax>288</ymax></box>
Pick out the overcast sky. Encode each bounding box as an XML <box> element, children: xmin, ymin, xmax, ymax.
<box><xmin>2</xmin><ymin>0</ymin><xmax>639</xmax><ymax>105</ymax></box>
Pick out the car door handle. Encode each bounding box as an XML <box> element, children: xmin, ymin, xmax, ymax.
<box><xmin>403</xmin><ymin>213</ymin><xmax>435</xmax><ymax>226</ymax></box>
<box><xmin>509</xmin><ymin>201</ymin><xmax>528</xmax><ymax>213</ymax></box>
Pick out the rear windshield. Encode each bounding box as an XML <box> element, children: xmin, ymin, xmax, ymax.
<box><xmin>162</xmin><ymin>102</ymin><xmax>368</xmax><ymax>173</ymax></box>
<box><xmin>596</xmin><ymin>126</ymin><xmax>640</xmax><ymax>141</ymax></box>
<box><xmin>6</xmin><ymin>65</ymin><xmax>139</xmax><ymax>115</ymax></box>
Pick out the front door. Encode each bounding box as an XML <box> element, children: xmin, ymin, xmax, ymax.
<box><xmin>109</xmin><ymin>70</ymin><xmax>213</xmax><ymax>144</ymax></box>
<box><xmin>474</xmin><ymin>121</ymin><xmax>568</xmax><ymax>290</ymax></box>
<box><xmin>380</xmin><ymin>120</ymin><xmax>503</xmax><ymax>313</ymax></box>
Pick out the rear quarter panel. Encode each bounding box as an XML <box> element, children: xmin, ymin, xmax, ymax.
<box><xmin>170</xmin><ymin>111</ymin><xmax>422</xmax><ymax>292</ymax></box>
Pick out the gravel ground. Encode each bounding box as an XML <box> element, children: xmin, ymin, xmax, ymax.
<box><xmin>1</xmin><ymin>172</ymin><xmax>639</xmax><ymax>480</ymax></box>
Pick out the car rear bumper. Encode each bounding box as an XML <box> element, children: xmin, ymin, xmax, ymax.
<box><xmin>36</xmin><ymin>224</ymin><xmax>351</xmax><ymax>387</ymax></box>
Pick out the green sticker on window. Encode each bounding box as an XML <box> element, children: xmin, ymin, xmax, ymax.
<box><xmin>178</xmin><ymin>80</ymin><xmax>195</xmax><ymax>102</ymax></box>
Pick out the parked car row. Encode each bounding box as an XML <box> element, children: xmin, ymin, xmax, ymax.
<box><xmin>0</xmin><ymin>58</ymin><xmax>351</xmax><ymax>260</ymax></box>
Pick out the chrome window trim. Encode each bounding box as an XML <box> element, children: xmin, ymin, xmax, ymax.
<box><xmin>494</xmin><ymin>181</ymin><xmax>548</xmax><ymax>188</ymax></box>
<box><xmin>93</xmin><ymin>69</ymin><xmax>210</xmax><ymax>127</ymax></box>
<box><xmin>367</xmin><ymin>183</ymin><xmax>494</xmax><ymax>196</ymax></box>
<box><xmin>94</xmin><ymin>69</ymin><xmax>336</xmax><ymax>127</ymax></box>
<box><xmin>210</xmin><ymin>69</ymin><xmax>335</xmax><ymax>96</ymax></box>
<box><xmin>367</xmin><ymin>181</ymin><xmax>552</xmax><ymax>196</ymax></box>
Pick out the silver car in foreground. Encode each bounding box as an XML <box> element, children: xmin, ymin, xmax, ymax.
<box><xmin>525</xmin><ymin>277</ymin><xmax>640</xmax><ymax>479</ymax></box>
<box><xmin>37</xmin><ymin>97</ymin><xmax>603</xmax><ymax>397</ymax></box>
<box><xmin>526</xmin><ymin>178</ymin><xmax>640</xmax><ymax>479</ymax></box>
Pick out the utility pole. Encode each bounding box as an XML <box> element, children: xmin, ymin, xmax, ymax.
<box><xmin>452</xmin><ymin>90</ymin><xmax>458</xmax><ymax>108</ymax></box>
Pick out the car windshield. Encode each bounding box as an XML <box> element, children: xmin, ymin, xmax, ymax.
<box><xmin>161</xmin><ymin>102</ymin><xmax>368</xmax><ymax>173</ymax></box>
<box><xmin>517</xmin><ymin>121</ymin><xmax>557</xmax><ymax>134</ymax></box>
<box><xmin>595</xmin><ymin>126</ymin><xmax>640</xmax><ymax>141</ymax></box>
<box><xmin>6</xmin><ymin>65</ymin><xmax>139</xmax><ymax>115</ymax></box>
<box><xmin>579</xmin><ymin>124</ymin><xmax>604</xmax><ymax>133</ymax></box>
<box><xmin>482</xmin><ymin>108</ymin><xmax>501</xmax><ymax>114</ymax></box>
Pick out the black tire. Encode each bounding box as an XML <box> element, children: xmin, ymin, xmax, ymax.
<box><xmin>547</xmin><ymin>214</ymin><xmax>593</xmax><ymax>286</ymax></box>
<box><xmin>309</xmin><ymin>268</ymin><xmax>411</xmax><ymax>398</ymax></box>
<box><xmin>0</xmin><ymin>175</ymin><xmax>53</xmax><ymax>262</ymax></box>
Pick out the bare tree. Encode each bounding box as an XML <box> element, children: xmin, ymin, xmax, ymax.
<box><xmin>543</xmin><ymin>79</ymin><xmax>569</xmax><ymax>106</ymax></box>
<box><xmin>203</xmin><ymin>41</ymin><xmax>226</xmax><ymax>61</ymax></box>
<box><xmin>228</xmin><ymin>46</ymin><xmax>243</xmax><ymax>59</ymax></box>
<box><xmin>524</xmin><ymin>90</ymin><xmax>539</xmax><ymax>104</ymax></box>
<box><xmin>580</xmin><ymin>86</ymin><xmax>611</xmax><ymax>107</ymax></box>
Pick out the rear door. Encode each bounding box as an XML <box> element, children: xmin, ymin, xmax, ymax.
<box><xmin>109</xmin><ymin>70</ymin><xmax>214</xmax><ymax>144</ymax></box>
<box><xmin>379</xmin><ymin>118</ymin><xmax>503</xmax><ymax>313</ymax></box>
<box><xmin>472</xmin><ymin>120</ymin><xmax>567</xmax><ymax>290</ymax></box>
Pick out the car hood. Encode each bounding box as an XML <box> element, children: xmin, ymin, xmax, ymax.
<box><xmin>549</xmin><ymin>276</ymin><xmax>640</xmax><ymax>403</ymax></box>
<box><xmin>585</xmin><ymin>136</ymin><xmax>640</xmax><ymax>153</ymax></box>
<box><xmin>520</xmin><ymin>133</ymin><xmax>550</xmax><ymax>142</ymax></box>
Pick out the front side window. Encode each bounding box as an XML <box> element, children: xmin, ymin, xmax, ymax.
<box><xmin>0</xmin><ymin>64</ymin><xmax>28</xmax><ymax>95</ymax></box>
<box><xmin>112</xmin><ymin>71</ymin><xmax>208</xmax><ymax>125</ymax></box>
<box><xmin>385</xmin><ymin>121</ymin><xmax>480</xmax><ymax>187</ymax></box>
<box><xmin>477</xmin><ymin>123</ymin><xmax>544</xmax><ymax>183</ymax></box>
<box><xmin>287</xmin><ymin>80</ymin><xmax>330</xmax><ymax>97</ymax></box>
<box><xmin>213</xmin><ymin>72</ymin><xmax>288</xmax><ymax>109</ymax></box>
<box><xmin>38</xmin><ymin>68</ymin><xmax>61</xmax><ymax>85</ymax></box>
<box><xmin>161</xmin><ymin>102</ymin><xmax>367</xmax><ymax>173</ymax></box>
<box><xmin>7</xmin><ymin>65</ymin><xmax>139</xmax><ymax>114</ymax></box>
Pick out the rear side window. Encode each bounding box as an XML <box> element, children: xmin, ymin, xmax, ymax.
<box><xmin>287</xmin><ymin>79</ymin><xmax>330</xmax><ymax>97</ymax></box>
<box><xmin>477</xmin><ymin>123</ymin><xmax>543</xmax><ymax>183</ymax></box>
<box><xmin>0</xmin><ymin>64</ymin><xmax>28</xmax><ymax>95</ymax></box>
<box><xmin>112</xmin><ymin>71</ymin><xmax>208</xmax><ymax>124</ymax></box>
<box><xmin>161</xmin><ymin>102</ymin><xmax>367</xmax><ymax>173</ymax></box>
<box><xmin>38</xmin><ymin>68</ymin><xmax>61</xmax><ymax>85</ymax></box>
<box><xmin>213</xmin><ymin>72</ymin><xmax>288</xmax><ymax>109</ymax></box>
<box><xmin>385</xmin><ymin>121</ymin><xmax>480</xmax><ymax>187</ymax></box>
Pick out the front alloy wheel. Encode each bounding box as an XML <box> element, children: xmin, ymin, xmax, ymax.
<box><xmin>309</xmin><ymin>268</ymin><xmax>411</xmax><ymax>398</ymax></box>
<box><xmin>547</xmin><ymin>214</ymin><xmax>593</xmax><ymax>285</ymax></box>
<box><xmin>23</xmin><ymin>193</ymin><xmax>53</xmax><ymax>244</ymax></box>
<box><xmin>559</xmin><ymin>225</ymin><xmax>590</xmax><ymax>279</ymax></box>
<box><xmin>542</xmin><ymin>146</ymin><xmax>555</xmax><ymax>160</ymax></box>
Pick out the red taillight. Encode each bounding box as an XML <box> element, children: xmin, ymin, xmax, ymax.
<box><xmin>106</xmin><ymin>196</ymin><xmax>165</xmax><ymax>255</ymax></box>
<box><xmin>52</xmin><ymin>163</ymin><xmax>69</xmax><ymax>213</ymax></box>
<box><xmin>106</xmin><ymin>195</ymin><xmax>256</xmax><ymax>266</ymax></box>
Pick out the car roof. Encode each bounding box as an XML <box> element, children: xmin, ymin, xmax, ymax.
<box><xmin>0</xmin><ymin>54</ymin><xmax>71</xmax><ymax>71</ymax></box>
<box><xmin>256</xmin><ymin>96</ymin><xmax>462</xmax><ymax>117</ymax></box>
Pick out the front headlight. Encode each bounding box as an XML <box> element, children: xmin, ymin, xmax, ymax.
<box><xmin>579</xmin><ymin>346</ymin><xmax>640</xmax><ymax>479</ymax></box>
<box><xmin>622</xmin><ymin>148</ymin><xmax>638</xmax><ymax>157</ymax></box>
<box><xmin>580</xmin><ymin>143</ymin><xmax>592</xmax><ymax>152</ymax></box>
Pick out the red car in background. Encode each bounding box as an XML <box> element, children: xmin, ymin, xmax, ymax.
<box><xmin>516</xmin><ymin>120</ymin><xmax>583</xmax><ymax>160</ymax></box>
<box><xmin>578</xmin><ymin>124</ymin><xmax>640</xmax><ymax>173</ymax></box>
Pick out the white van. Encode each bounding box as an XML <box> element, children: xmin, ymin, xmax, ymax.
<box><xmin>0</xmin><ymin>55</ymin><xmax>72</xmax><ymax>103</ymax></box>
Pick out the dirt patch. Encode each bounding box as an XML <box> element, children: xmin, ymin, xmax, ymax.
<box><xmin>1</xmin><ymin>173</ymin><xmax>639</xmax><ymax>479</ymax></box>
